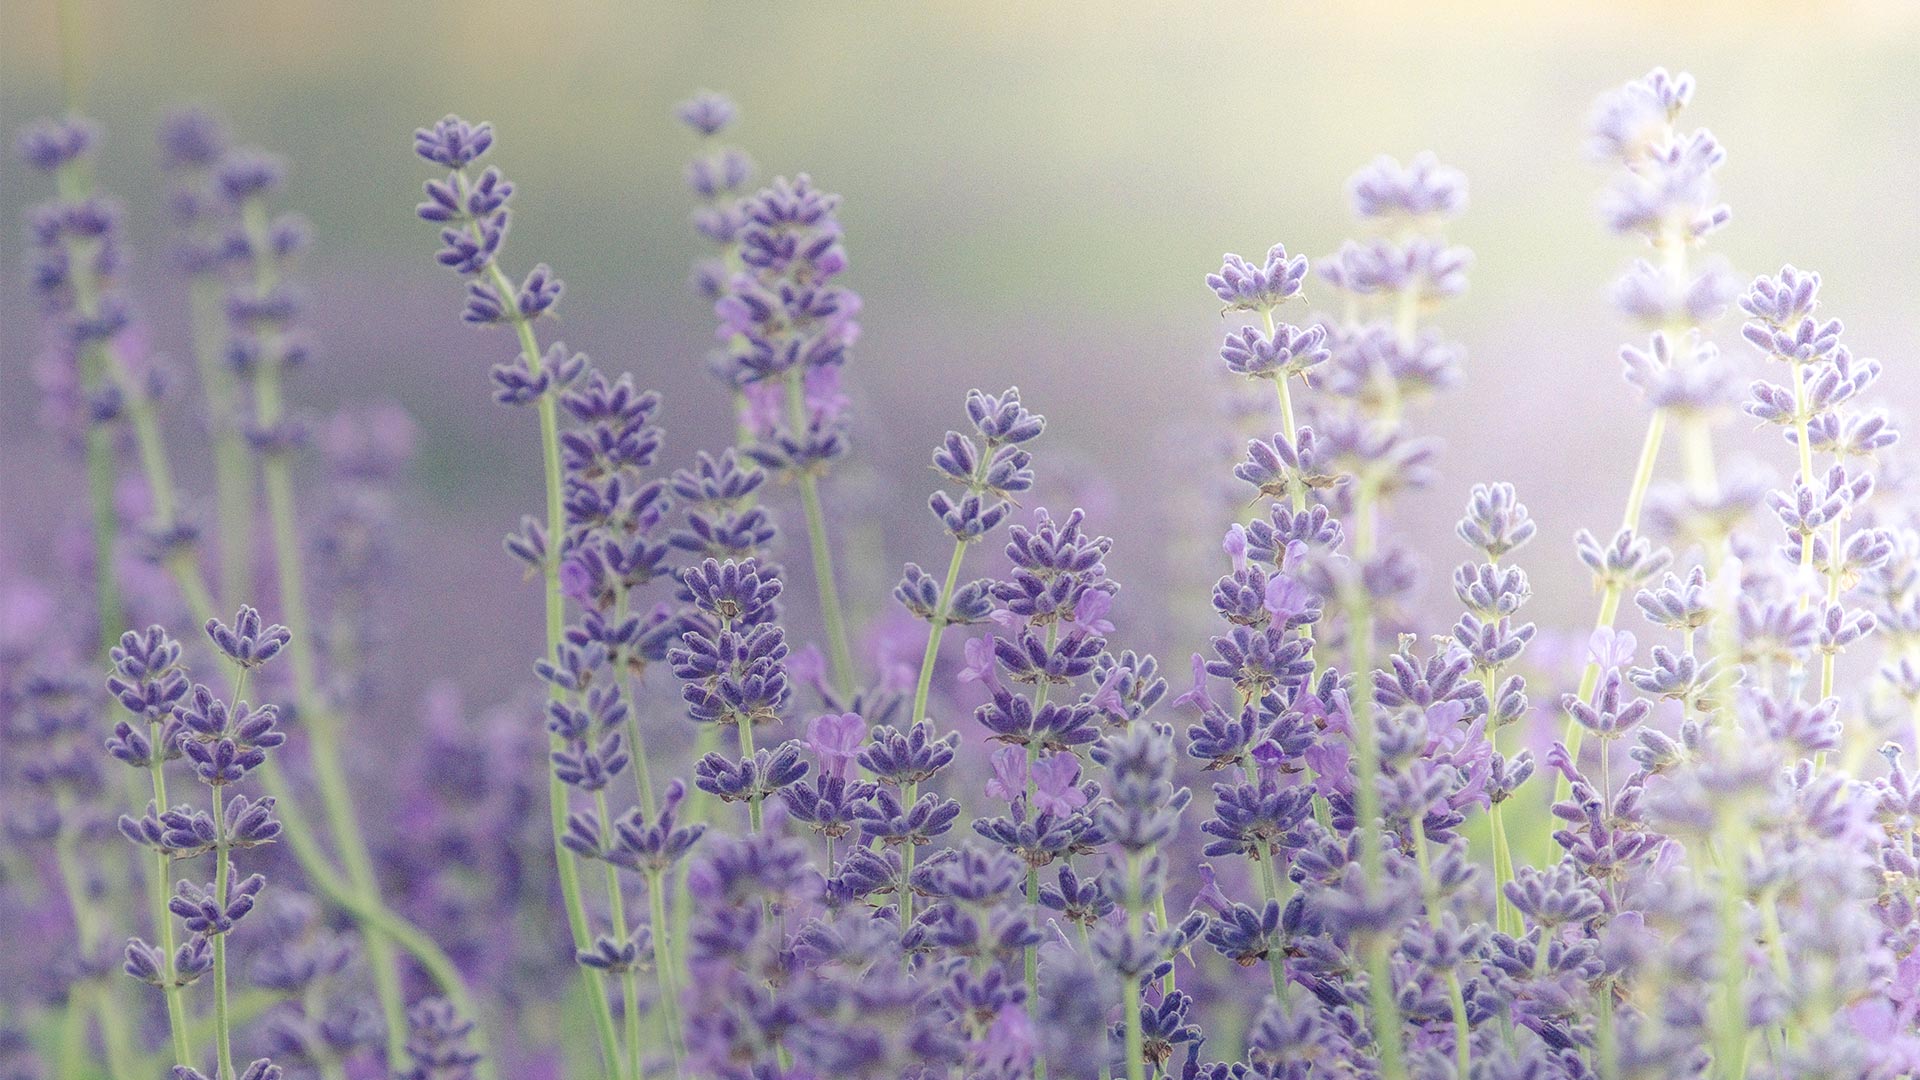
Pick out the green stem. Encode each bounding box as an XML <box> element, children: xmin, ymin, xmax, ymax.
<box><xmin>190</xmin><ymin>276</ymin><xmax>255</xmax><ymax>609</ymax></box>
<box><xmin>252</xmin><ymin>358</ymin><xmax>410</xmax><ymax>1068</ymax></box>
<box><xmin>146</xmin><ymin>729</ymin><xmax>195</xmax><ymax>1066</ymax></box>
<box><xmin>1261</xmin><ymin>308</ymin><xmax>1307</xmax><ymax>515</ymax></box>
<box><xmin>1346</xmin><ymin>480</ymin><xmax>1406</xmax><ymax>1080</ymax></box>
<box><xmin>782</xmin><ymin>365</ymin><xmax>858</xmax><ymax>695</ymax></box>
<box><xmin>909</xmin><ymin>538</ymin><xmax>972</xmax><ymax>731</ymax></box>
<box><xmin>54</xmin><ymin>156</ymin><xmax>124</xmax><ymax>655</ymax></box>
<box><xmin>1480</xmin><ymin>665</ymin><xmax>1519</xmax><ymax>938</ymax></box>
<box><xmin>1490</xmin><ymin>798</ymin><xmax>1518</xmax><ymax>938</ymax></box>
<box><xmin>1710</xmin><ymin>817</ymin><xmax>1750</xmax><ymax>1079</ymax></box>
<box><xmin>595</xmin><ymin>792</ymin><xmax>641</xmax><ymax>1080</ymax></box>
<box><xmin>456</xmin><ymin>177</ymin><xmax>623</xmax><ymax>1078</ymax></box>
<box><xmin>213</xmin><ymin>784</ymin><xmax>237</xmax><ymax>1080</ymax></box>
<box><xmin>1122</xmin><ymin>852</ymin><xmax>1146</xmax><ymax>1080</ymax></box>
<box><xmin>126</xmin><ymin>462</ymin><xmax>489</xmax><ymax>1064</ymax></box>
<box><xmin>1559</xmin><ymin>408</ymin><xmax>1667</xmax><ymax>804</ymax></box>
<box><xmin>646</xmin><ymin>868</ymin><xmax>688</xmax><ymax>1067</ymax></box>
<box><xmin>739</xmin><ymin>717</ymin><xmax>764</xmax><ymax>832</ymax></box>
<box><xmin>613</xmin><ymin>587</ymin><xmax>658</xmax><ymax>818</ymax></box>
<box><xmin>898</xmin><ymin>777</ymin><xmax>920</xmax><ymax>927</ymax></box>
<box><xmin>1024</xmin><ymin>625</ymin><xmax>1060</xmax><ymax>1080</ymax></box>
<box><xmin>1596</xmin><ymin>977</ymin><xmax>1618</xmax><ymax>1080</ymax></box>
<box><xmin>53</xmin><ymin>793</ymin><xmax>139</xmax><ymax>1080</ymax></box>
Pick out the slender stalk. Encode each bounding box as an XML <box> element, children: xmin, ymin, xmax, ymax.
<box><xmin>1595</xmin><ymin>977</ymin><xmax>1619</xmax><ymax>1080</ymax></box>
<box><xmin>212</xmin><ymin>783</ymin><xmax>237</xmax><ymax>1080</ymax></box>
<box><xmin>783</xmin><ymin>365</ymin><xmax>857</xmax><ymax>694</ymax></box>
<box><xmin>1346</xmin><ymin>479</ymin><xmax>1406</xmax><ymax>1080</ymax></box>
<box><xmin>451</xmin><ymin>172</ymin><xmax>624</xmax><ymax>1077</ymax></box>
<box><xmin>1121</xmin><ymin>852</ymin><xmax>1147</xmax><ymax>1080</ymax></box>
<box><xmin>898</xmin><ymin>776</ymin><xmax>921</xmax><ymax>926</ymax></box>
<box><xmin>739</xmin><ymin>716</ymin><xmax>764</xmax><ymax>832</ymax></box>
<box><xmin>189</xmin><ymin>276</ymin><xmax>255</xmax><ymax>609</ymax></box>
<box><xmin>645</xmin><ymin>868</ymin><xmax>689</xmax><ymax>1067</ymax></box>
<box><xmin>52</xmin><ymin>793</ymin><xmax>140</xmax><ymax>1079</ymax></box>
<box><xmin>595</xmin><ymin>792</ymin><xmax>641</xmax><ymax>1080</ymax></box>
<box><xmin>118</xmin><ymin>431</ymin><xmax>490</xmax><ymax>1064</ymax></box>
<box><xmin>1490</xmin><ymin>798</ymin><xmax>1518</xmax><ymax>937</ymax></box>
<box><xmin>52</xmin><ymin>163</ymin><xmax>124</xmax><ymax>656</ymax></box>
<box><xmin>146</xmin><ymin>729</ymin><xmax>196</xmax><ymax>1066</ymax></box>
<box><xmin>1412</xmin><ymin>819</ymin><xmax>1469</xmax><ymax>1078</ymax></box>
<box><xmin>899</xmin><ymin>443</ymin><xmax>999</xmax><ymax>922</ymax></box>
<box><xmin>613</xmin><ymin>587</ymin><xmax>658</xmax><ymax>817</ymax></box>
<box><xmin>1023</xmin><ymin>624</ymin><xmax>1060</xmax><ymax>1080</ymax></box>
<box><xmin>1261</xmin><ymin>308</ymin><xmax>1308</xmax><ymax>515</ymax></box>
<box><xmin>909</xmin><ymin>539</ymin><xmax>972</xmax><ymax>731</ymax></box>
<box><xmin>1479</xmin><ymin>664</ymin><xmax>1519</xmax><ymax>938</ymax></box>
<box><xmin>1710</xmin><ymin>816</ymin><xmax>1751</xmax><ymax>1079</ymax></box>
<box><xmin>252</xmin><ymin>359</ymin><xmax>409</xmax><ymax>1066</ymax></box>
<box><xmin>1559</xmin><ymin>407</ymin><xmax>1667</xmax><ymax>797</ymax></box>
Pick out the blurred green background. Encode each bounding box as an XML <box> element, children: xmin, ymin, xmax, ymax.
<box><xmin>4</xmin><ymin>0</ymin><xmax>1917</xmax><ymax>692</ymax></box>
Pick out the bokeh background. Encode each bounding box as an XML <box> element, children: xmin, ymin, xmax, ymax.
<box><xmin>4</xmin><ymin>0</ymin><xmax>1919</xmax><ymax>703</ymax></box>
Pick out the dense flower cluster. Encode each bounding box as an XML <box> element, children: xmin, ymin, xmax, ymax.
<box><xmin>5</xmin><ymin>64</ymin><xmax>1918</xmax><ymax>1080</ymax></box>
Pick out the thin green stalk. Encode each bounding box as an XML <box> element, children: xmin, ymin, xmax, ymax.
<box><xmin>1261</xmin><ymin>308</ymin><xmax>1307</xmax><ymax>515</ymax></box>
<box><xmin>53</xmin><ymin>793</ymin><xmax>139</xmax><ymax>1079</ymax></box>
<box><xmin>1121</xmin><ymin>852</ymin><xmax>1147</xmax><ymax>1080</ymax></box>
<box><xmin>1413</xmin><ymin>819</ymin><xmax>1468</xmax><ymax>1078</ymax></box>
<box><xmin>189</xmin><ymin>276</ymin><xmax>255</xmax><ymax>609</ymax></box>
<box><xmin>1559</xmin><ymin>408</ymin><xmax>1667</xmax><ymax>802</ymax></box>
<box><xmin>645</xmin><ymin>868</ymin><xmax>689</xmax><ymax>1068</ymax></box>
<box><xmin>614</xmin><ymin>587</ymin><xmax>659</xmax><ymax>817</ymax></box>
<box><xmin>783</xmin><ymin>365</ymin><xmax>857</xmax><ymax>694</ymax></box>
<box><xmin>1710</xmin><ymin>817</ymin><xmax>1750</xmax><ymax>1079</ymax></box>
<box><xmin>452</xmin><ymin>169</ymin><xmax>622</xmax><ymax>1079</ymax></box>
<box><xmin>1346</xmin><ymin>480</ymin><xmax>1406</xmax><ymax>1080</ymax></box>
<box><xmin>898</xmin><ymin>776</ymin><xmax>921</xmax><ymax>926</ymax></box>
<box><xmin>146</xmin><ymin>727</ymin><xmax>195</xmax><ymax>1066</ymax></box>
<box><xmin>1023</xmin><ymin>625</ymin><xmax>1060</xmax><ymax>1080</ymax></box>
<box><xmin>212</xmin><ymin>784</ymin><xmax>238</xmax><ymax>1080</ymax></box>
<box><xmin>122</xmin><ymin>437</ymin><xmax>490</xmax><ymax>1064</ymax></box>
<box><xmin>1480</xmin><ymin>665</ymin><xmax>1519</xmax><ymax>938</ymax></box>
<box><xmin>739</xmin><ymin>716</ymin><xmax>764</xmax><ymax>832</ymax></box>
<box><xmin>56</xmin><ymin>189</ymin><xmax>124</xmax><ymax>654</ymax></box>
<box><xmin>1490</xmin><ymin>799</ymin><xmax>1518</xmax><ymax>937</ymax></box>
<box><xmin>595</xmin><ymin>792</ymin><xmax>641</xmax><ymax>1080</ymax></box>
<box><xmin>909</xmin><ymin>539</ymin><xmax>972</xmax><ymax>731</ymax></box>
<box><xmin>253</xmin><ymin>360</ymin><xmax>409</xmax><ymax>1067</ymax></box>
<box><xmin>1595</xmin><ymin>977</ymin><xmax>1618</xmax><ymax>1080</ymax></box>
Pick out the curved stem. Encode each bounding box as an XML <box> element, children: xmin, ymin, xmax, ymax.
<box><xmin>783</xmin><ymin>365</ymin><xmax>857</xmax><ymax>694</ymax></box>
<box><xmin>146</xmin><ymin>734</ymin><xmax>196</xmax><ymax>1066</ymax></box>
<box><xmin>1121</xmin><ymin>852</ymin><xmax>1146</xmax><ymax>1080</ymax></box>
<box><xmin>908</xmin><ymin>538</ymin><xmax>972</xmax><ymax>732</ymax></box>
<box><xmin>739</xmin><ymin>717</ymin><xmax>764</xmax><ymax>832</ymax></box>
<box><xmin>53</xmin><ymin>793</ymin><xmax>139</xmax><ymax>1079</ymax></box>
<box><xmin>253</xmin><ymin>359</ymin><xmax>409</xmax><ymax>1068</ymax></box>
<box><xmin>212</xmin><ymin>784</ymin><xmax>237</xmax><ymax>1080</ymax></box>
<box><xmin>596</xmin><ymin>792</ymin><xmax>641</xmax><ymax>1080</ymax></box>
<box><xmin>189</xmin><ymin>276</ymin><xmax>255</xmax><ymax>609</ymax></box>
<box><xmin>1346</xmin><ymin>480</ymin><xmax>1406</xmax><ymax>1080</ymax></box>
<box><xmin>645</xmin><ymin>868</ymin><xmax>688</xmax><ymax>1068</ymax></box>
<box><xmin>457</xmin><ymin>183</ymin><xmax>623</xmax><ymax>1076</ymax></box>
<box><xmin>1559</xmin><ymin>408</ymin><xmax>1667</xmax><ymax>802</ymax></box>
<box><xmin>1261</xmin><ymin>308</ymin><xmax>1307</xmax><ymax>515</ymax></box>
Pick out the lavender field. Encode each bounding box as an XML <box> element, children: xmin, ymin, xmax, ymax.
<box><xmin>4</xmin><ymin>4</ymin><xmax>1920</xmax><ymax>1079</ymax></box>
